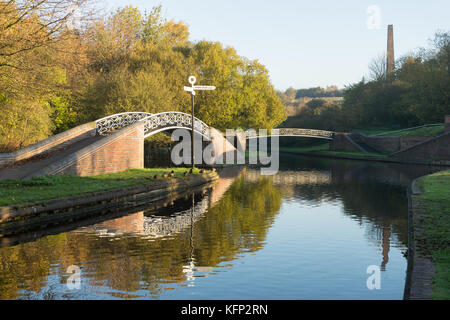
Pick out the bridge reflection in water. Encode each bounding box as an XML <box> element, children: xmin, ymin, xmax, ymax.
<box><xmin>0</xmin><ymin>156</ymin><xmax>446</xmax><ymax>299</ymax></box>
<box><xmin>245</xmin><ymin>169</ymin><xmax>331</xmax><ymax>185</ymax></box>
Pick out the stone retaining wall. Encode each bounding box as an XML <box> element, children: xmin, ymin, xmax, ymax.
<box><xmin>404</xmin><ymin>178</ymin><xmax>435</xmax><ymax>299</ymax></box>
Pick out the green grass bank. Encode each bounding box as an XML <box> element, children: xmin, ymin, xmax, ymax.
<box><xmin>374</xmin><ymin>124</ymin><xmax>445</xmax><ymax>137</ymax></box>
<box><xmin>351</xmin><ymin>124</ymin><xmax>445</xmax><ymax>137</ymax></box>
<box><xmin>413</xmin><ymin>170</ymin><xmax>450</xmax><ymax>299</ymax></box>
<box><xmin>0</xmin><ymin>168</ymin><xmax>203</xmax><ymax>207</ymax></box>
<box><xmin>279</xmin><ymin>144</ymin><xmax>384</xmax><ymax>158</ymax></box>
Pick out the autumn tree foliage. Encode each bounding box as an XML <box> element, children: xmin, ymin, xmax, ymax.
<box><xmin>0</xmin><ymin>3</ymin><xmax>286</xmax><ymax>151</ymax></box>
<box><xmin>0</xmin><ymin>0</ymin><xmax>95</xmax><ymax>150</ymax></box>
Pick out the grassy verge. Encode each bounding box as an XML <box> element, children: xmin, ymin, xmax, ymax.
<box><xmin>351</xmin><ymin>124</ymin><xmax>444</xmax><ymax>137</ymax></box>
<box><xmin>415</xmin><ymin>170</ymin><xmax>450</xmax><ymax>299</ymax></box>
<box><xmin>278</xmin><ymin>144</ymin><xmax>385</xmax><ymax>158</ymax></box>
<box><xmin>376</xmin><ymin>125</ymin><xmax>445</xmax><ymax>137</ymax></box>
<box><xmin>352</xmin><ymin>127</ymin><xmax>399</xmax><ymax>136</ymax></box>
<box><xmin>0</xmin><ymin>168</ymin><xmax>203</xmax><ymax>207</ymax></box>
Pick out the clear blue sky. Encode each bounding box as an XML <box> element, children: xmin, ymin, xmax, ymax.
<box><xmin>103</xmin><ymin>0</ymin><xmax>450</xmax><ymax>91</ymax></box>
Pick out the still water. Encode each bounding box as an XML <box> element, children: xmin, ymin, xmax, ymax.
<box><xmin>0</xmin><ymin>154</ymin><xmax>443</xmax><ymax>299</ymax></box>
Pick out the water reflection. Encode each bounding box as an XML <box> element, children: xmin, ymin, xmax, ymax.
<box><xmin>0</xmin><ymin>155</ymin><xmax>445</xmax><ymax>299</ymax></box>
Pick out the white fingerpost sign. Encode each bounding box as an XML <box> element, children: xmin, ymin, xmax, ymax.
<box><xmin>184</xmin><ymin>76</ymin><xmax>215</xmax><ymax>169</ymax></box>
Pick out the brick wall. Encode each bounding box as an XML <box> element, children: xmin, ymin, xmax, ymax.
<box><xmin>0</xmin><ymin>122</ymin><xmax>96</xmax><ymax>168</ymax></box>
<box><xmin>329</xmin><ymin>133</ymin><xmax>367</xmax><ymax>152</ymax></box>
<box><xmin>446</xmin><ymin>115</ymin><xmax>450</xmax><ymax>132</ymax></box>
<box><xmin>352</xmin><ymin>134</ymin><xmax>429</xmax><ymax>153</ymax></box>
<box><xmin>391</xmin><ymin>132</ymin><xmax>450</xmax><ymax>160</ymax></box>
<box><xmin>35</xmin><ymin>122</ymin><xmax>144</xmax><ymax>177</ymax></box>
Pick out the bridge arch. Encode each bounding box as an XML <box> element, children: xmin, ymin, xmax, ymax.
<box><xmin>141</xmin><ymin>112</ymin><xmax>210</xmax><ymax>139</ymax></box>
<box><xmin>95</xmin><ymin>111</ymin><xmax>211</xmax><ymax>140</ymax></box>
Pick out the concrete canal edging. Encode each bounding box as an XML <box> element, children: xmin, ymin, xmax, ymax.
<box><xmin>0</xmin><ymin>172</ymin><xmax>218</xmax><ymax>237</ymax></box>
<box><xmin>404</xmin><ymin>176</ymin><xmax>436</xmax><ymax>300</ymax></box>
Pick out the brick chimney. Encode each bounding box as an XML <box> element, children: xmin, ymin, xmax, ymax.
<box><xmin>387</xmin><ymin>25</ymin><xmax>395</xmax><ymax>74</ymax></box>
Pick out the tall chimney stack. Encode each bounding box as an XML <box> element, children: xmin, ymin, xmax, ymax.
<box><xmin>387</xmin><ymin>25</ymin><xmax>395</xmax><ymax>74</ymax></box>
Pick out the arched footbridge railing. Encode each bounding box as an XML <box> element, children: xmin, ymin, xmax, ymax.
<box><xmin>96</xmin><ymin>112</ymin><xmax>210</xmax><ymax>139</ymax></box>
<box><xmin>245</xmin><ymin>128</ymin><xmax>334</xmax><ymax>140</ymax></box>
<box><xmin>96</xmin><ymin>112</ymin><xmax>152</xmax><ymax>135</ymax></box>
<box><xmin>95</xmin><ymin>112</ymin><xmax>333</xmax><ymax>141</ymax></box>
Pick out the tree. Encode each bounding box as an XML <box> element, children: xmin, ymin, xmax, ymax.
<box><xmin>0</xmin><ymin>0</ymin><xmax>96</xmax><ymax>150</ymax></box>
<box><xmin>75</xmin><ymin>6</ymin><xmax>191</xmax><ymax>122</ymax></box>
<box><xmin>78</xmin><ymin>12</ymin><xmax>286</xmax><ymax>130</ymax></box>
<box><xmin>368</xmin><ymin>53</ymin><xmax>387</xmax><ymax>81</ymax></box>
<box><xmin>186</xmin><ymin>41</ymin><xmax>286</xmax><ymax>130</ymax></box>
<box><xmin>338</xmin><ymin>31</ymin><xmax>450</xmax><ymax>129</ymax></box>
<box><xmin>305</xmin><ymin>98</ymin><xmax>327</xmax><ymax>111</ymax></box>
<box><xmin>0</xmin><ymin>4</ymin><xmax>286</xmax><ymax>151</ymax></box>
<box><xmin>0</xmin><ymin>0</ymin><xmax>95</xmax><ymax>71</ymax></box>
<box><xmin>285</xmin><ymin>87</ymin><xmax>296</xmax><ymax>101</ymax></box>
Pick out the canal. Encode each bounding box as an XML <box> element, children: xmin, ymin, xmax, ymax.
<box><xmin>0</xmin><ymin>154</ymin><xmax>444</xmax><ymax>299</ymax></box>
